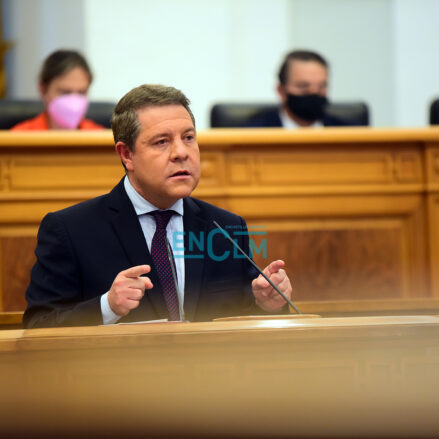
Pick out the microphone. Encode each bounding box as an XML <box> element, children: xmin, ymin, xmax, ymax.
<box><xmin>213</xmin><ymin>220</ymin><xmax>301</xmax><ymax>314</ymax></box>
<box><xmin>165</xmin><ymin>237</ymin><xmax>186</xmax><ymax>322</ymax></box>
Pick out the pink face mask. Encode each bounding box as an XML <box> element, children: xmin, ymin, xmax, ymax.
<box><xmin>48</xmin><ymin>94</ymin><xmax>89</xmax><ymax>129</ymax></box>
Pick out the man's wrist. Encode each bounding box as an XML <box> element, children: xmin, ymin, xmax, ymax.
<box><xmin>101</xmin><ymin>291</ymin><xmax>122</xmax><ymax>324</ymax></box>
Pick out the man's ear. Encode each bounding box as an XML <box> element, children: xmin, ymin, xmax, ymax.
<box><xmin>115</xmin><ymin>141</ymin><xmax>134</xmax><ymax>171</ymax></box>
<box><xmin>276</xmin><ymin>83</ymin><xmax>287</xmax><ymax>105</ymax></box>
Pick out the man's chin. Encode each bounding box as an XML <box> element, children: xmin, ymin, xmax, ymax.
<box><xmin>166</xmin><ymin>183</ymin><xmax>197</xmax><ymax>202</ymax></box>
<box><xmin>173</xmin><ymin>188</ymin><xmax>195</xmax><ymax>200</ymax></box>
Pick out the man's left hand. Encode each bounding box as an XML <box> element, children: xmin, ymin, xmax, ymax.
<box><xmin>252</xmin><ymin>260</ymin><xmax>293</xmax><ymax>313</ymax></box>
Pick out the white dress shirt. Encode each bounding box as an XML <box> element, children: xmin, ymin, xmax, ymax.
<box><xmin>279</xmin><ymin>109</ymin><xmax>323</xmax><ymax>128</ymax></box>
<box><xmin>101</xmin><ymin>176</ymin><xmax>185</xmax><ymax>324</ymax></box>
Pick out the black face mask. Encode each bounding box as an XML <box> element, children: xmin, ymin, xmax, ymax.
<box><xmin>286</xmin><ymin>93</ymin><xmax>328</xmax><ymax>122</ymax></box>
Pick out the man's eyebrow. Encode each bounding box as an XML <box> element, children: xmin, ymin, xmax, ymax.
<box><xmin>146</xmin><ymin>126</ymin><xmax>195</xmax><ymax>143</ymax></box>
<box><xmin>182</xmin><ymin>127</ymin><xmax>196</xmax><ymax>135</ymax></box>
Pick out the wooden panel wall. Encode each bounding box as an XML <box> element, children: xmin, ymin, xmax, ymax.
<box><xmin>1</xmin><ymin>128</ymin><xmax>439</xmax><ymax>317</ymax></box>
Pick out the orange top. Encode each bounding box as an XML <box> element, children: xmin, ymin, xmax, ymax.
<box><xmin>10</xmin><ymin>112</ymin><xmax>104</xmax><ymax>131</ymax></box>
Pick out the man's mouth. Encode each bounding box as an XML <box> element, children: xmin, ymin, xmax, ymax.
<box><xmin>170</xmin><ymin>170</ymin><xmax>191</xmax><ymax>177</ymax></box>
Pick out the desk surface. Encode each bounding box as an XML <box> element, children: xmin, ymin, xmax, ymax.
<box><xmin>1</xmin><ymin>313</ymin><xmax>439</xmax><ymax>348</ymax></box>
<box><xmin>1</xmin><ymin>315</ymin><xmax>439</xmax><ymax>437</ymax></box>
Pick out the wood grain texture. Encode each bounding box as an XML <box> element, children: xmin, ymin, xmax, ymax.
<box><xmin>253</xmin><ymin>227</ymin><xmax>403</xmax><ymax>301</ymax></box>
<box><xmin>1</xmin><ymin>236</ymin><xmax>35</xmax><ymax>311</ymax></box>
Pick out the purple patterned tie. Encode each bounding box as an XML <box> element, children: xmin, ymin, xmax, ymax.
<box><xmin>149</xmin><ymin>210</ymin><xmax>180</xmax><ymax>321</ymax></box>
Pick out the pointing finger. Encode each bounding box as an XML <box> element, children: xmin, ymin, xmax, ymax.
<box><xmin>122</xmin><ymin>265</ymin><xmax>151</xmax><ymax>278</ymax></box>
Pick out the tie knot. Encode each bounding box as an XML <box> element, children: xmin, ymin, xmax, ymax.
<box><xmin>149</xmin><ymin>210</ymin><xmax>175</xmax><ymax>229</ymax></box>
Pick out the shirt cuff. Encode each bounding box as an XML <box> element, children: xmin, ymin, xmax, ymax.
<box><xmin>101</xmin><ymin>292</ymin><xmax>122</xmax><ymax>325</ymax></box>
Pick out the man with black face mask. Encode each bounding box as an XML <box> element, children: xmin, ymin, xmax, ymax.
<box><xmin>247</xmin><ymin>50</ymin><xmax>357</xmax><ymax>128</ymax></box>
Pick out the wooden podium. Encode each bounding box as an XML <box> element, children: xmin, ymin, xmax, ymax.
<box><xmin>1</xmin><ymin>316</ymin><xmax>439</xmax><ymax>438</ymax></box>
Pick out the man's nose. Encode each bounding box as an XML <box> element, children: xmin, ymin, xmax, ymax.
<box><xmin>308</xmin><ymin>84</ymin><xmax>321</xmax><ymax>94</ymax></box>
<box><xmin>308</xmin><ymin>83</ymin><xmax>327</xmax><ymax>96</ymax></box>
<box><xmin>170</xmin><ymin>138</ymin><xmax>189</xmax><ymax>160</ymax></box>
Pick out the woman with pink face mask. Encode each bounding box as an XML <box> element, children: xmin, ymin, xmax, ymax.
<box><xmin>11</xmin><ymin>50</ymin><xmax>104</xmax><ymax>131</ymax></box>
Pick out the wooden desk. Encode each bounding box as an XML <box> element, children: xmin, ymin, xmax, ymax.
<box><xmin>1</xmin><ymin>128</ymin><xmax>439</xmax><ymax>318</ymax></box>
<box><xmin>1</xmin><ymin>316</ymin><xmax>439</xmax><ymax>437</ymax></box>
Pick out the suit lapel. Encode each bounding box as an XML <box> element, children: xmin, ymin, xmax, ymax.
<box><xmin>107</xmin><ymin>179</ymin><xmax>168</xmax><ymax>318</ymax></box>
<box><xmin>183</xmin><ymin>197</ymin><xmax>207</xmax><ymax>321</ymax></box>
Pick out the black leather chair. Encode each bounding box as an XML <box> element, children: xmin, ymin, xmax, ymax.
<box><xmin>210</xmin><ymin>101</ymin><xmax>370</xmax><ymax>127</ymax></box>
<box><xmin>0</xmin><ymin>99</ymin><xmax>116</xmax><ymax>129</ymax></box>
<box><xmin>429</xmin><ymin>98</ymin><xmax>439</xmax><ymax>124</ymax></box>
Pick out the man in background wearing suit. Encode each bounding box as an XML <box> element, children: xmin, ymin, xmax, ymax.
<box><xmin>24</xmin><ymin>84</ymin><xmax>293</xmax><ymax>328</ymax></box>
<box><xmin>247</xmin><ymin>50</ymin><xmax>357</xmax><ymax>128</ymax></box>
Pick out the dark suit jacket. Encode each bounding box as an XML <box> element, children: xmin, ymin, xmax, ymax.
<box><xmin>246</xmin><ymin>108</ymin><xmax>359</xmax><ymax>127</ymax></box>
<box><xmin>23</xmin><ymin>179</ymin><xmax>264</xmax><ymax>328</ymax></box>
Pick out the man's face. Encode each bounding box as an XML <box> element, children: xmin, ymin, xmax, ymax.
<box><xmin>278</xmin><ymin>60</ymin><xmax>328</xmax><ymax>104</ymax></box>
<box><xmin>39</xmin><ymin>66</ymin><xmax>91</xmax><ymax>106</ymax></box>
<box><xmin>116</xmin><ymin>105</ymin><xmax>200</xmax><ymax>209</ymax></box>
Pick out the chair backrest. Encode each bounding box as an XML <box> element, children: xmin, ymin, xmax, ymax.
<box><xmin>211</xmin><ymin>103</ymin><xmax>278</xmax><ymax>128</ymax></box>
<box><xmin>0</xmin><ymin>99</ymin><xmax>116</xmax><ymax>129</ymax></box>
<box><xmin>210</xmin><ymin>101</ymin><xmax>370</xmax><ymax>127</ymax></box>
<box><xmin>325</xmin><ymin>102</ymin><xmax>369</xmax><ymax>126</ymax></box>
<box><xmin>86</xmin><ymin>101</ymin><xmax>116</xmax><ymax>128</ymax></box>
<box><xmin>429</xmin><ymin>98</ymin><xmax>439</xmax><ymax>124</ymax></box>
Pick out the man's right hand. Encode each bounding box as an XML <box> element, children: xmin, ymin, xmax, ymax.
<box><xmin>108</xmin><ymin>265</ymin><xmax>153</xmax><ymax>316</ymax></box>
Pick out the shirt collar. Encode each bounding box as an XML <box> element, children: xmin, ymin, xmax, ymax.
<box><xmin>123</xmin><ymin>176</ymin><xmax>184</xmax><ymax>216</ymax></box>
<box><xmin>279</xmin><ymin>108</ymin><xmax>323</xmax><ymax>128</ymax></box>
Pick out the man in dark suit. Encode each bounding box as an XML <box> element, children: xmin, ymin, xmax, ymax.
<box><xmin>24</xmin><ymin>84</ymin><xmax>293</xmax><ymax>328</ymax></box>
<box><xmin>247</xmin><ymin>50</ymin><xmax>358</xmax><ymax>128</ymax></box>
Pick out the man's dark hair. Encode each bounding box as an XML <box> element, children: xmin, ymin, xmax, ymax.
<box><xmin>111</xmin><ymin>84</ymin><xmax>195</xmax><ymax>151</ymax></box>
<box><xmin>278</xmin><ymin>50</ymin><xmax>328</xmax><ymax>85</ymax></box>
<box><xmin>39</xmin><ymin>49</ymin><xmax>93</xmax><ymax>87</ymax></box>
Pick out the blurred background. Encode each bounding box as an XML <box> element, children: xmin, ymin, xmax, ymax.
<box><xmin>2</xmin><ymin>0</ymin><xmax>439</xmax><ymax>130</ymax></box>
